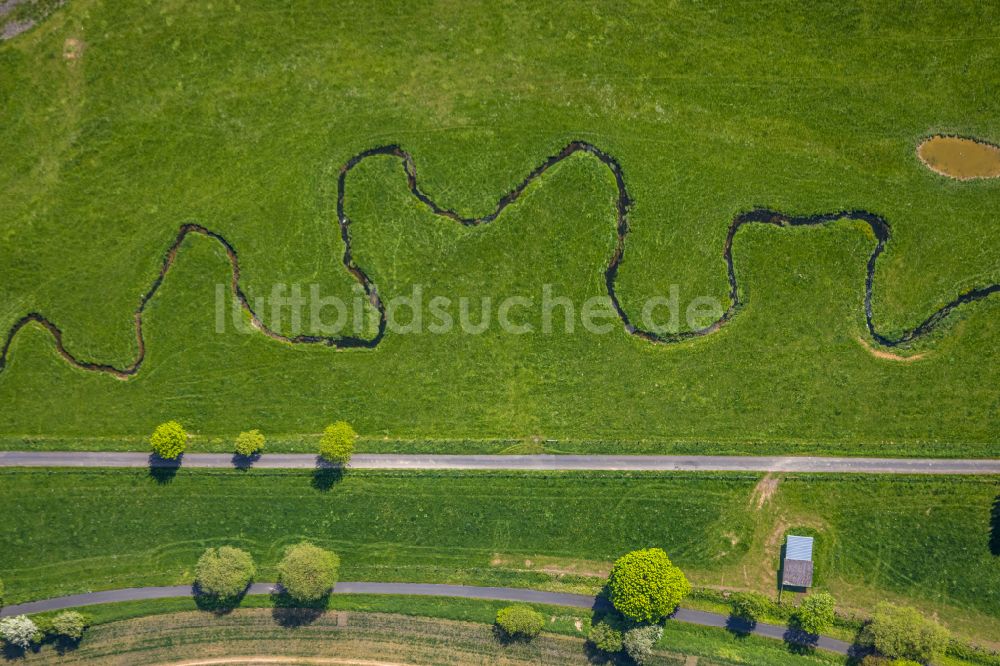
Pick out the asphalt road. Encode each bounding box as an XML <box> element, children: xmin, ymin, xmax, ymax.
<box><xmin>0</xmin><ymin>581</ymin><xmax>853</xmax><ymax>655</ymax></box>
<box><xmin>0</xmin><ymin>451</ymin><xmax>998</xmax><ymax>473</ymax></box>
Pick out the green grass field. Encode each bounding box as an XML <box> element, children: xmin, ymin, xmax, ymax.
<box><xmin>1</xmin><ymin>1</ymin><xmax>998</xmax><ymax>454</ymax></box>
<box><xmin>1</xmin><ymin>470</ymin><xmax>997</xmax><ymax>640</ymax></box>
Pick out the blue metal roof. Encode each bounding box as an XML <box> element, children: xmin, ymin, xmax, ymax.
<box><xmin>786</xmin><ymin>535</ymin><xmax>814</xmax><ymax>561</ymax></box>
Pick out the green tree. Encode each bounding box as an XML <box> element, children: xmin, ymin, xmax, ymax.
<box><xmin>623</xmin><ymin>625</ymin><xmax>663</xmax><ymax>665</ymax></box>
<box><xmin>195</xmin><ymin>546</ymin><xmax>256</xmax><ymax>601</ymax></box>
<box><xmin>234</xmin><ymin>429</ymin><xmax>265</xmax><ymax>457</ymax></box>
<box><xmin>0</xmin><ymin>577</ymin><xmax>4</xmax><ymax>610</ymax></box>
<box><xmin>150</xmin><ymin>421</ymin><xmax>187</xmax><ymax>459</ymax></box>
<box><xmin>861</xmin><ymin>602</ymin><xmax>949</xmax><ymax>663</ymax></box>
<box><xmin>50</xmin><ymin>611</ymin><xmax>87</xmax><ymax>640</ymax></box>
<box><xmin>730</xmin><ymin>591</ymin><xmax>771</xmax><ymax>626</ymax></box>
<box><xmin>495</xmin><ymin>604</ymin><xmax>545</xmax><ymax>639</ymax></box>
<box><xmin>318</xmin><ymin>421</ymin><xmax>357</xmax><ymax>464</ymax></box>
<box><xmin>795</xmin><ymin>592</ymin><xmax>836</xmax><ymax>635</ymax></box>
<box><xmin>277</xmin><ymin>542</ymin><xmax>339</xmax><ymax>602</ymax></box>
<box><xmin>608</xmin><ymin>548</ymin><xmax>691</xmax><ymax>622</ymax></box>
<box><xmin>588</xmin><ymin>619</ymin><xmax>624</xmax><ymax>653</ymax></box>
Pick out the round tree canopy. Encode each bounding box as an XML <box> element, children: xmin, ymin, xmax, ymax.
<box><xmin>278</xmin><ymin>542</ymin><xmax>340</xmax><ymax>602</ymax></box>
<box><xmin>195</xmin><ymin>546</ymin><xmax>257</xmax><ymax>600</ymax></box>
<box><xmin>495</xmin><ymin>605</ymin><xmax>545</xmax><ymax>639</ymax></box>
<box><xmin>234</xmin><ymin>429</ymin><xmax>266</xmax><ymax>457</ymax></box>
<box><xmin>318</xmin><ymin>421</ymin><xmax>357</xmax><ymax>464</ymax></box>
<box><xmin>150</xmin><ymin>421</ymin><xmax>188</xmax><ymax>459</ymax></box>
<box><xmin>608</xmin><ymin>547</ymin><xmax>691</xmax><ymax>622</ymax></box>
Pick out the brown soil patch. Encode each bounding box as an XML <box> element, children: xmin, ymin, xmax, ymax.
<box><xmin>856</xmin><ymin>336</ymin><xmax>926</xmax><ymax>362</ymax></box>
<box><xmin>62</xmin><ymin>37</ymin><xmax>83</xmax><ymax>60</ymax></box>
<box><xmin>750</xmin><ymin>474</ymin><xmax>780</xmax><ymax>510</ymax></box>
<box><xmin>918</xmin><ymin>135</ymin><xmax>1000</xmax><ymax>180</ymax></box>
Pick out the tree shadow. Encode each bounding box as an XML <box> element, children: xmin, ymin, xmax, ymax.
<box><xmin>583</xmin><ymin>596</ymin><xmax>634</xmax><ymax>664</ymax></box>
<box><xmin>193</xmin><ymin>582</ymin><xmax>248</xmax><ymax>615</ymax></box>
<box><xmin>591</xmin><ymin>585</ymin><xmax>615</xmax><ymax>615</ymax></box>
<box><xmin>726</xmin><ymin>615</ymin><xmax>755</xmax><ymax>637</ymax></box>
<box><xmin>2</xmin><ymin>643</ymin><xmax>28</xmax><ymax>661</ymax></box>
<box><xmin>492</xmin><ymin>623</ymin><xmax>535</xmax><ymax>645</ymax></box>
<box><xmin>52</xmin><ymin>636</ymin><xmax>82</xmax><ymax>656</ymax></box>
<box><xmin>845</xmin><ymin>640</ymin><xmax>873</xmax><ymax>663</ymax></box>
<box><xmin>270</xmin><ymin>588</ymin><xmax>327</xmax><ymax>627</ymax></box>
<box><xmin>231</xmin><ymin>453</ymin><xmax>261</xmax><ymax>471</ymax></box>
<box><xmin>311</xmin><ymin>458</ymin><xmax>344</xmax><ymax>491</ymax></box>
<box><xmin>147</xmin><ymin>454</ymin><xmax>182</xmax><ymax>484</ymax></box>
<box><xmin>783</xmin><ymin>620</ymin><xmax>818</xmax><ymax>654</ymax></box>
<box><xmin>776</xmin><ymin>542</ymin><xmax>786</xmax><ymax>593</ymax></box>
<box><xmin>582</xmin><ymin>641</ymin><xmax>628</xmax><ymax>665</ymax></box>
<box><xmin>990</xmin><ymin>494</ymin><xmax>1000</xmax><ymax>556</ymax></box>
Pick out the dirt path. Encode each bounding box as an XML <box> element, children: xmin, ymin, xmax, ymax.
<box><xmin>750</xmin><ymin>473</ymin><xmax>780</xmax><ymax>509</ymax></box>
<box><xmin>161</xmin><ymin>658</ymin><xmax>413</xmax><ymax>666</ymax></box>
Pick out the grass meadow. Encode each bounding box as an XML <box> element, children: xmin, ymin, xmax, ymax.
<box><xmin>0</xmin><ymin>1</ymin><xmax>997</xmax><ymax>454</ymax></box>
<box><xmin>0</xmin><ymin>469</ymin><xmax>996</xmax><ymax>640</ymax></box>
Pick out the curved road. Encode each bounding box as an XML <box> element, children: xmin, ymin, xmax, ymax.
<box><xmin>0</xmin><ymin>581</ymin><xmax>853</xmax><ymax>655</ymax></box>
<box><xmin>0</xmin><ymin>451</ymin><xmax>998</xmax><ymax>473</ymax></box>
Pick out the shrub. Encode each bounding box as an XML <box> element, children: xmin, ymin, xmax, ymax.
<box><xmin>623</xmin><ymin>624</ymin><xmax>663</xmax><ymax>665</ymax></box>
<box><xmin>0</xmin><ymin>577</ymin><xmax>4</xmax><ymax>609</ymax></box>
<box><xmin>795</xmin><ymin>592</ymin><xmax>836</xmax><ymax>635</ymax></box>
<box><xmin>277</xmin><ymin>542</ymin><xmax>339</xmax><ymax>602</ymax></box>
<box><xmin>608</xmin><ymin>548</ymin><xmax>691</xmax><ymax>622</ymax></box>
<box><xmin>195</xmin><ymin>546</ymin><xmax>256</xmax><ymax>601</ymax></box>
<box><xmin>944</xmin><ymin>638</ymin><xmax>1000</xmax><ymax>666</ymax></box>
<box><xmin>150</xmin><ymin>421</ymin><xmax>187</xmax><ymax>459</ymax></box>
<box><xmin>588</xmin><ymin>619</ymin><xmax>624</xmax><ymax>653</ymax></box>
<box><xmin>730</xmin><ymin>591</ymin><xmax>770</xmax><ymax>625</ymax></box>
<box><xmin>861</xmin><ymin>602</ymin><xmax>949</xmax><ymax>664</ymax></box>
<box><xmin>0</xmin><ymin>615</ymin><xmax>38</xmax><ymax>649</ymax></box>
<box><xmin>318</xmin><ymin>421</ymin><xmax>357</xmax><ymax>464</ymax></box>
<box><xmin>234</xmin><ymin>429</ymin><xmax>265</xmax><ymax>457</ymax></box>
<box><xmin>495</xmin><ymin>604</ymin><xmax>545</xmax><ymax>639</ymax></box>
<box><xmin>50</xmin><ymin>611</ymin><xmax>87</xmax><ymax>640</ymax></box>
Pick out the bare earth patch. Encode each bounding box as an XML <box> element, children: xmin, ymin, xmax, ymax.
<box><xmin>749</xmin><ymin>474</ymin><xmax>780</xmax><ymax>510</ymax></box>
<box><xmin>162</xmin><ymin>656</ymin><xmax>407</xmax><ymax>666</ymax></box>
<box><xmin>63</xmin><ymin>36</ymin><xmax>83</xmax><ymax>60</ymax></box>
<box><xmin>918</xmin><ymin>135</ymin><xmax>1000</xmax><ymax>180</ymax></box>
<box><xmin>856</xmin><ymin>336</ymin><xmax>926</xmax><ymax>362</ymax></box>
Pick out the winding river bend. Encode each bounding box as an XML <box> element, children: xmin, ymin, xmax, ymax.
<box><xmin>1</xmin><ymin>141</ymin><xmax>998</xmax><ymax>378</ymax></box>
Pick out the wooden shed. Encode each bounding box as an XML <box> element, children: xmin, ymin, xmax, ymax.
<box><xmin>781</xmin><ymin>535</ymin><xmax>814</xmax><ymax>588</ymax></box>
